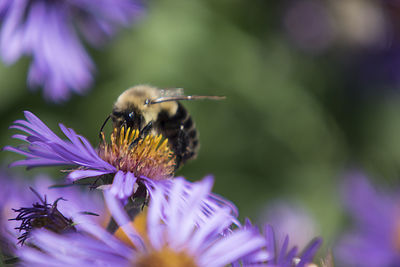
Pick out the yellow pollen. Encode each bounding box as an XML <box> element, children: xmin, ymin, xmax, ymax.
<box><xmin>98</xmin><ymin>127</ymin><xmax>176</xmax><ymax>180</ymax></box>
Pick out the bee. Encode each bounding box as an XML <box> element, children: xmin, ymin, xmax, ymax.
<box><xmin>100</xmin><ymin>85</ymin><xmax>225</xmax><ymax>169</ymax></box>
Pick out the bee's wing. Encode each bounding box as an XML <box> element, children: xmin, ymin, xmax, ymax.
<box><xmin>156</xmin><ymin>88</ymin><xmax>185</xmax><ymax>98</ymax></box>
<box><xmin>150</xmin><ymin>88</ymin><xmax>225</xmax><ymax>104</ymax></box>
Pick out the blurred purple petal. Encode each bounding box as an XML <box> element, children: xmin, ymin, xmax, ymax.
<box><xmin>0</xmin><ymin>0</ymin><xmax>144</xmax><ymax>102</ymax></box>
<box><xmin>335</xmin><ymin>172</ymin><xmax>400</xmax><ymax>266</ymax></box>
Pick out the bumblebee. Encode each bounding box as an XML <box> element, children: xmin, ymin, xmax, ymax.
<box><xmin>100</xmin><ymin>85</ymin><xmax>224</xmax><ymax>169</ymax></box>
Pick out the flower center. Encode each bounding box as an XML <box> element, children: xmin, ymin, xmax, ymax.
<box><xmin>133</xmin><ymin>247</ymin><xmax>198</xmax><ymax>267</ymax></box>
<box><xmin>114</xmin><ymin>210</ymin><xmax>198</xmax><ymax>267</ymax></box>
<box><xmin>98</xmin><ymin>127</ymin><xmax>176</xmax><ymax>180</ymax></box>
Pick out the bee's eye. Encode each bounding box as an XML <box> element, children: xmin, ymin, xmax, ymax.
<box><xmin>128</xmin><ymin>112</ymin><xmax>134</xmax><ymax>119</ymax></box>
<box><xmin>144</xmin><ymin>99</ymin><xmax>150</xmax><ymax>105</ymax></box>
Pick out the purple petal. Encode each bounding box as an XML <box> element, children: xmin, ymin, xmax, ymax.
<box><xmin>277</xmin><ymin>235</ymin><xmax>290</xmax><ymax>265</ymax></box>
<box><xmin>67</xmin><ymin>169</ymin><xmax>114</xmax><ymax>181</ymax></box>
<box><xmin>264</xmin><ymin>224</ymin><xmax>276</xmax><ymax>260</ymax></box>
<box><xmin>146</xmin><ymin>182</ymin><xmax>165</xmax><ymax>250</ymax></box>
<box><xmin>189</xmin><ymin>207</ymin><xmax>234</xmax><ymax>253</ymax></box>
<box><xmin>297</xmin><ymin>238</ymin><xmax>322</xmax><ymax>267</ymax></box>
<box><xmin>6</xmin><ymin>111</ymin><xmax>116</xmax><ymax>175</ymax></box>
<box><xmin>123</xmin><ymin>172</ymin><xmax>137</xmax><ymax>198</ymax></box>
<box><xmin>201</xmin><ymin>230</ymin><xmax>266</xmax><ymax>267</ymax></box>
<box><xmin>109</xmin><ymin>171</ymin><xmax>134</xmax><ymax>200</ymax></box>
<box><xmin>0</xmin><ymin>0</ymin><xmax>26</xmax><ymax>63</ymax></box>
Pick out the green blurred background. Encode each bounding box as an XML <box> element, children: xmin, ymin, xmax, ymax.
<box><xmin>1</xmin><ymin>0</ymin><xmax>400</xmax><ymax>252</ymax></box>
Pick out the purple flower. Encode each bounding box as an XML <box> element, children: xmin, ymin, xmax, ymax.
<box><xmin>4</xmin><ymin>111</ymin><xmax>239</xmax><ymax>215</ymax></box>
<box><xmin>11</xmin><ymin>189</ymin><xmax>77</xmax><ymax>246</ymax></box>
<box><xmin>0</xmin><ymin>171</ymin><xmax>106</xmax><ymax>256</ymax></box>
<box><xmin>335</xmin><ymin>172</ymin><xmax>400</xmax><ymax>267</ymax></box>
<box><xmin>236</xmin><ymin>219</ymin><xmax>322</xmax><ymax>267</ymax></box>
<box><xmin>0</xmin><ymin>0</ymin><xmax>143</xmax><ymax>102</ymax></box>
<box><xmin>18</xmin><ymin>177</ymin><xmax>266</xmax><ymax>267</ymax></box>
<box><xmin>4</xmin><ymin>111</ymin><xmax>140</xmax><ymax>201</ymax></box>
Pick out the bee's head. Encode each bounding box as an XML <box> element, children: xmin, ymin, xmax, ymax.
<box><xmin>111</xmin><ymin>106</ymin><xmax>144</xmax><ymax>130</ymax></box>
<box><xmin>111</xmin><ymin>85</ymin><xmax>158</xmax><ymax>129</ymax></box>
<box><xmin>112</xmin><ymin>85</ymin><xmax>176</xmax><ymax>129</ymax></box>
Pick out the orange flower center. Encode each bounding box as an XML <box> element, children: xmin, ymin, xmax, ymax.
<box><xmin>114</xmin><ymin>210</ymin><xmax>198</xmax><ymax>267</ymax></box>
<box><xmin>134</xmin><ymin>247</ymin><xmax>198</xmax><ymax>267</ymax></box>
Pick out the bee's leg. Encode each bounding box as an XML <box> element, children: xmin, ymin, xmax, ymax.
<box><xmin>98</xmin><ymin>114</ymin><xmax>111</xmax><ymax>141</ymax></box>
<box><xmin>129</xmin><ymin>138</ymin><xmax>140</xmax><ymax>149</ymax></box>
<box><xmin>89</xmin><ymin>177</ymin><xmax>101</xmax><ymax>190</ymax></box>
<box><xmin>140</xmin><ymin>121</ymin><xmax>153</xmax><ymax>137</ymax></box>
<box><xmin>129</xmin><ymin>121</ymin><xmax>153</xmax><ymax>149</ymax></box>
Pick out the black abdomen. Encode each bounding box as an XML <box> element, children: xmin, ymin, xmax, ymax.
<box><xmin>156</xmin><ymin>102</ymin><xmax>199</xmax><ymax>169</ymax></box>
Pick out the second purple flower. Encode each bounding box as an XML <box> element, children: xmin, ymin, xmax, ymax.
<box><xmin>0</xmin><ymin>0</ymin><xmax>143</xmax><ymax>102</ymax></box>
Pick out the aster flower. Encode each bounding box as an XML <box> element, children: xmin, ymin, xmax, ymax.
<box><xmin>4</xmin><ymin>111</ymin><xmax>162</xmax><ymax>201</ymax></box>
<box><xmin>11</xmin><ymin>189</ymin><xmax>76</xmax><ymax>246</ymax></box>
<box><xmin>17</xmin><ymin>177</ymin><xmax>266</xmax><ymax>266</ymax></box>
<box><xmin>236</xmin><ymin>219</ymin><xmax>322</xmax><ymax>267</ymax></box>
<box><xmin>335</xmin><ymin>172</ymin><xmax>400</xmax><ymax>267</ymax></box>
<box><xmin>0</xmin><ymin>0</ymin><xmax>143</xmax><ymax>102</ymax></box>
<box><xmin>0</xmin><ymin>171</ymin><xmax>106</xmax><ymax>256</ymax></box>
<box><xmin>4</xmin><ymin>111</ymin><xmax>239</xmax><ymax>219</ymax></box>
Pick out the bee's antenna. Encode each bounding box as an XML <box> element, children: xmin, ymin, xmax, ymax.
<box><xmin>150</xmin><ymin>95</ymin><xmax>226</xmax><ymax>104</ymax></box>
<box><xmin>99</xmin><ymin>114</ymin><xmax>111</xmax><ymax>140</ymax></box>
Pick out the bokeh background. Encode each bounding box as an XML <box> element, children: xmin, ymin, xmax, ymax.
<box><xmin>1</xmin><ymin>0</ymin><xmax>400</xmax><ymax>255</ymax></box>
